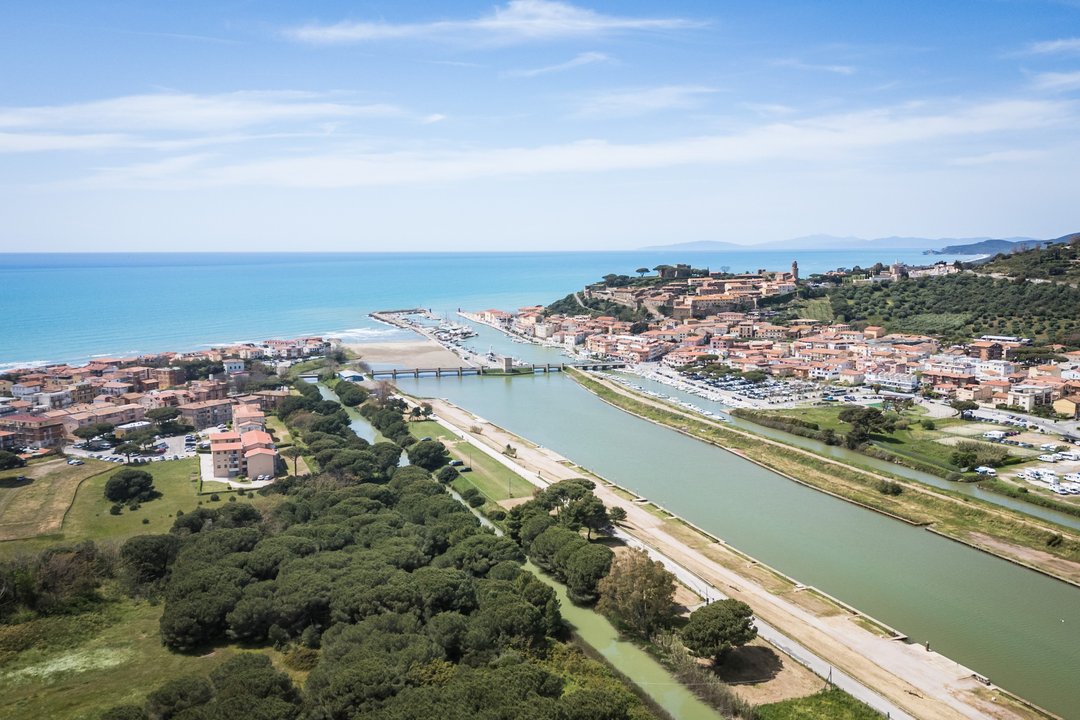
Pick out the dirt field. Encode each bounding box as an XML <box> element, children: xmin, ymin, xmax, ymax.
<box><xmin>0</xmin><ymin>459</ymin><xmax>111</xmax><ymax>541</ymax></box>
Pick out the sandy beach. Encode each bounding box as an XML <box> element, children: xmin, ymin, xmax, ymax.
<box><xmin>344</xmin><ymin>340</ymin><xmax>469</xmax><ymax>368</ymax></box>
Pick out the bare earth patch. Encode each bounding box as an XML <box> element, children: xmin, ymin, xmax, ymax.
<box><xmin>718</xmin><ymin>638</ymin><xmax>826</xmax><ymax>705</ymax></box>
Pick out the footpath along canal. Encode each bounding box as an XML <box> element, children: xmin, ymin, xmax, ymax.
<box><xmin>394</xmin><ymin>370</ymin><xmax>1080</xmax><ymax>718</ymax></box>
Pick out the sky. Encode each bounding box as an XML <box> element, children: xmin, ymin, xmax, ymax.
<box><xmin>2</xmin><ymin>0</ymin><xmax>1079</xmax><ymax>252</ymax></box>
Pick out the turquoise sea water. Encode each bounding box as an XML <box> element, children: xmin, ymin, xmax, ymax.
<box><xmin>0</xmin><ymin>250</ymin><xmax>962</xmax><ymax>368</ymax></box>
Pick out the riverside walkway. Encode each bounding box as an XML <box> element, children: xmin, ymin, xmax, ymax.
<box><xmin>407</xmin><ymin>394</ymin><xmax>1023</xmax><ymax>720</ymax></box>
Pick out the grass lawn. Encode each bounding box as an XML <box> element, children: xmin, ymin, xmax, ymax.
<box><xmin>0</xmin><ymin>458</ymin><xmax>278</xmax><ymax>558</ymax></box>
<box><xmin>265</xmin><ymin>415</ymin><xmax>294</xmax><ymax>447</ymax></box>
<box><xmin>765</xmin><ymin>406</ymin><xmax>1020</xmax><ymax>473</ymax></box>
<box><xmin>757</xmin><ymin>688</ymin><xmax>881</xmax><ymax>719</ymax></box>
<box><xmin>407</xmin><ymin>419</ymin><xmax>459</xmax><ymax>442</ymax></box>
<box><xmin>408</xmin><ymin>420</ymin><xmax>537</xmax><ymax>500</ymax></box>
<box><xmin>0</xmin><ymin>592</ymin><xmax>288</xmax><ymax>720</ymax></box>
<box><xmin>0</xmin><ymin>459</ymin><xmax>114</xmax><ymax>543</ymax></box>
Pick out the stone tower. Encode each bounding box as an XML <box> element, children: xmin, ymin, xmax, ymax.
<box><xmin>791</xmin><ymin>260</ymin><xmax>799</xmax><ymax>282</ymax></box>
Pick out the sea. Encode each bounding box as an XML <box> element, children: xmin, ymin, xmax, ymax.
<box><xmin>0</xmin><ymin>249</ymin><xmax>968</xmax><ymax>369</ymax></box>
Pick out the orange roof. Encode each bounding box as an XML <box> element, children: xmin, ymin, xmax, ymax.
<box><xmin>244</xmin><ymin>447</ymin><xmax>277</xmax><ymax>457</ymax></box>
<box><xmin>240</xmin><ymin>430</ymin><xmax>272</xmax><ymax>445</ymax></box>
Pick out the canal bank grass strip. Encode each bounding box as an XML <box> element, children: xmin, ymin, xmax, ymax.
<box><xmin>569</xmin><ymin>369</ymin><xmax>1080</xmax><ymax>587</ymax></box>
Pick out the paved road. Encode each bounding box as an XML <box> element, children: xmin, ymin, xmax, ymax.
<box><xmin>614</xmin><ymin>530</ymin><xmax>915</xmax><ymax>720</ymax></box>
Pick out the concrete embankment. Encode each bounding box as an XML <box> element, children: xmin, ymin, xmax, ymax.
<box><xmin>396</xmin><ymin>389</ymin><xmax>1050</xmax><ymax>720</ymax></box>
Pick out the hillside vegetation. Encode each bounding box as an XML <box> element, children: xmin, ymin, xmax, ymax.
<box><xmin>979</xmin><ymin>233</ymin><xmax>1080</xmax><ymax>283</ymax></box>
<box><xmin>782</xmin><ymin>274</ymin><xmax>1080</xmax><ymax>346</ymax></box>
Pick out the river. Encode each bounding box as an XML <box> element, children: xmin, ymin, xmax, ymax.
<box><xmin>393</xmin><ymin>364</ymin><xmax>1080</xmax><ymax>717</ymax></box>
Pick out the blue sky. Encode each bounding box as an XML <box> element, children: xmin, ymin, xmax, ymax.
<box><xmin>2</xmin><ymin>0</ymin><xmax>1079</xmax><ymax>251</ymax></box>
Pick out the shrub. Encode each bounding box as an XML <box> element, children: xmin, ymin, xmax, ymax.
<box><xmin>109</xmin><ymin>503</ymin><xmax>123</xmax><ymax>516</ymax></box>
<box><xmin>104</xmin><ymin>469</ymin><xmax>155</xmax><ymax>503</ymax></box>
<box><xmin>142</xmin><ymin>518</ymin><xmax>150</xmax><ymax>525</ymax></box>
<box><xmin>875</xmin><ymin>479</ymin><xmax>903</xmax><ymax>496</ymax></box>
<box><xmin>209</xmin><ymin>494</ymin><xmax>220</xmax><ymax>502</ymax></box>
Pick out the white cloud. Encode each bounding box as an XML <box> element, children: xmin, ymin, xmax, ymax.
<box><xmin>0</xmin><ymin>91</ymin><xmax>405</xmax><ymax>133</ymax></box>
<box><xmin>774</xmin><ymin>58</ymin><xmax>856</xmax><ymax>75</ymax></box>
<box><xmin>505</xmin><ymin>51</ymin><xmax>611</xmax><ymax>78</ymax></box>
<box><xmin>577</xmin><ymin>85</ymin><xmax>719</xmax><ymax>117</ymax></box>
<box><xmin>81</xmin><ymin>98</ymin><xmax>1074</xmax><ymax>189</ymax></box>
<box><xmin>421</xmin><ymin>114</ymin><xmax>448</xmax><ymax>124</ymax></box>
<box><xmin>0</xmin><ymin>132</ymin><xmax>133</xmax><ymax>153</ymax></box>
<box><xmin>1027</xmin><ymin>38</ymin><xmax>1080</xmax><ymax>55</ymax></box>
<box><xmin>1033</xmin><ymin>71</ymin><xmax>1080</xmax><ymax>91</ymax></box>
<box><xmin>286</xmin><ymin>1</ymin><xmax>701</xmax><ymax>45</ymax></box>
<box><xmin>948</xmin><ymin>149</ymin><xmax>1048</xmax><ymax>166</ymax></box>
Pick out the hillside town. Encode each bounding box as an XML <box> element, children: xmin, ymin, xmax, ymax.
<box><xmin>469</xmin><ymin>262</ymin><xmax>1080</xmax><ymax>423</ymax></box>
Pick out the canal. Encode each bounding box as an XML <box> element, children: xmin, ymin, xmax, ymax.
<box><xmin>394</xmin><ymin>367</ymin><xmax>1080</xmax><ymax>717</ymax></box>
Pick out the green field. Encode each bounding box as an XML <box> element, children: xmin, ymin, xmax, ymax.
<box><xmin>757</xmin><ymin>688</ymin><xmax>881</xmax><ymax>719</ymax></box>
<box><xmin>0</xmin><ymin>458</ymin><xmax>277</xmax><ymax>559</ymax></box>
<box><xmin>0</xmin><ymin>591</ymin><xmax>288</xmax><ymax>720</ymax></box>
<box><xmin>408</xmin><ymin>420</ymin><xmax>537</xmax><ymax>504</ymax></box>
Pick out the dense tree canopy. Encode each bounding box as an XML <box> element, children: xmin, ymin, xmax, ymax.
<box><xmin>104</xmin><ymin>469</ymin><xmax>156</xmax><ymax>503</ymax></box>
<box><xmin>680</xmin><ymin>599</ymin><xmax>757</xmax><ymax>664</ymax></box>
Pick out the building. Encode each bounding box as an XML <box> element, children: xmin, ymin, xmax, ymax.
<box><xmin>211</xmin><ymin>430</ymin><xmax>278</xmax><ymax>479</ymax></box>
<box><xmin>1052</xmin><ymin>395</ymin><xmax>1080</xmax><ymax>419</ymax></box>
<box><xmin>1006</xmin><ymin>385</ymin><xmax>1055</xmax><ymax>412</ymax></box>
<box><xmin>223</xmin><ymin>359</ymin><xmax>245</xmax><ymax>374</ymax></box>
<box><xmin>179</xmin><ymin>399</ymin><xmax>234</xmax><ymax>429</ymax></box>
<box><xmin>233</xmin><ymin>404</ymin><xmax>267</xmax><ymax>433</ymax></box>
<box><xmin>153</xmin><ymin>367</ymin><xmax>186</xmax><ymax>389</ymax></box>
<box><xmin>0</xmin><ymin>414</ymin><xmax>67</xmax><ymax>448</ymax></box>
<box><xmin>864</xmin><ymin>372</ymin><xmax>920</xmax><ymax>393</ymax></box>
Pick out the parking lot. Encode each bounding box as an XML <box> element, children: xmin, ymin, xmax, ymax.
<box><xmin>65</xmin><ymin>433</ymin><xmax>196</xmax><ymax>466</ymax></box>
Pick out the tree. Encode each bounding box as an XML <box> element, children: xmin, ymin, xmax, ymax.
<box><xmin>281</xmin><ymin>446</ymin><xmax>302</xmax><ymax>476</ymax></box>
<box><xmin>680</xmin><ymin>599</ymin><xmax>757</xmax><ymax>664</ymax></box>
<box><xmin>145</xmin><ymin>675</ymin><xmax>213</xmax><ymax>720</ymax></box>
<box><xmin>115</xmin><ymin>442</ymin><xmax>142</xmax><ymax>463</ymax></box>
<box><xmin>73</xmin><ymin>422</ymin><xmax>115</xmax><ymax>441</ymax></box>
<box><xmin>564</xmin><ymin>543</ymin><xmax>613</xmax><ymax>604</ymax></box>
<box><xmin>950</xmin><ymin>399</ymin><xmax>979</xmax><ymax>417</ymax></box>
<box><xmin>635</xmin><ymin>267</ymin><xmax>649</xmax><ymax>277</ymax></box>
<box><xmin>564</xmin><ymin>495</ymin><xmax>610</xmax><ymax>539</ymax></box>
<box><xmin>146</xmin><ymin>407</ymin><xmax>181</xmax><ymax>424</ymax></box>
<box><xmin>607</xmin><ymin>506</ymin><xmax>627</xmax><ymax>525</ymax></box>
<box><xmin>104</xmin><ymin>468</ymin><xmax>155</xmax><ymax>502</ymax></box>
<box><xmin>408</xmin><ymin>440</ymin><xmax>450</xmax><ymax>471</ymax></box>
<box><xmin>596</xmin><ymin>548</ymin><xmax>676</xmax><ymax>637</ymax></box>
<box><xmin>0</xmin><ymin>450</ymin><xmax>26</xmax><ymax>470</ymax></box>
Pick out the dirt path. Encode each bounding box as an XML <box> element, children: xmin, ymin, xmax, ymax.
<box><xmin>421</xmin><ymin>395</ymin><xmax>1052</xmax><ymax>720</ymax></box>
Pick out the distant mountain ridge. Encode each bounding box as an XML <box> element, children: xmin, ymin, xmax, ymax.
<box><xmin>639</xmin><ymin>234</ymin><xmax>1042</xmax><ymax>253</ymax></box>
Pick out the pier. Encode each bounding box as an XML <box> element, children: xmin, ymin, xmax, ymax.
<box><xmin>367</xmin><ymin>361</ymin><xmax>626</xmax><ymax>379</ymax></box>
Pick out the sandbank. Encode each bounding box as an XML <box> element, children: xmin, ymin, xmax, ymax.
<box><xmin>345</xmin><ymin>340</ymin><xmax>469</xmax><ymax>368</ymax></box>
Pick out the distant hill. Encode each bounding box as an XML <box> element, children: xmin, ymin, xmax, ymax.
<box><xmin>639</xmin><ymin>234</ymin><xmax>1039</xmax><ymax>253</ymax></box>
<box><xmin>976</xmin><ymin>232</ymin><xmax>1080</xmax><ymax>281</ymax></box>
<box><xmin>927</xmin><ymin>238</ymin><xmax>1052</xmax><ymax>256</ymax></box>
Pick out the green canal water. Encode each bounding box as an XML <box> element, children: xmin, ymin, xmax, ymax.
<box><xmin>395</xmin><ymin>369</ymin><xmax>1080</xmax><ymax>718</ymax></box>
<box><xmin>525</xmin><ymin>562</ymin><xmax>722</xmax><ymax>720</ymax></box>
